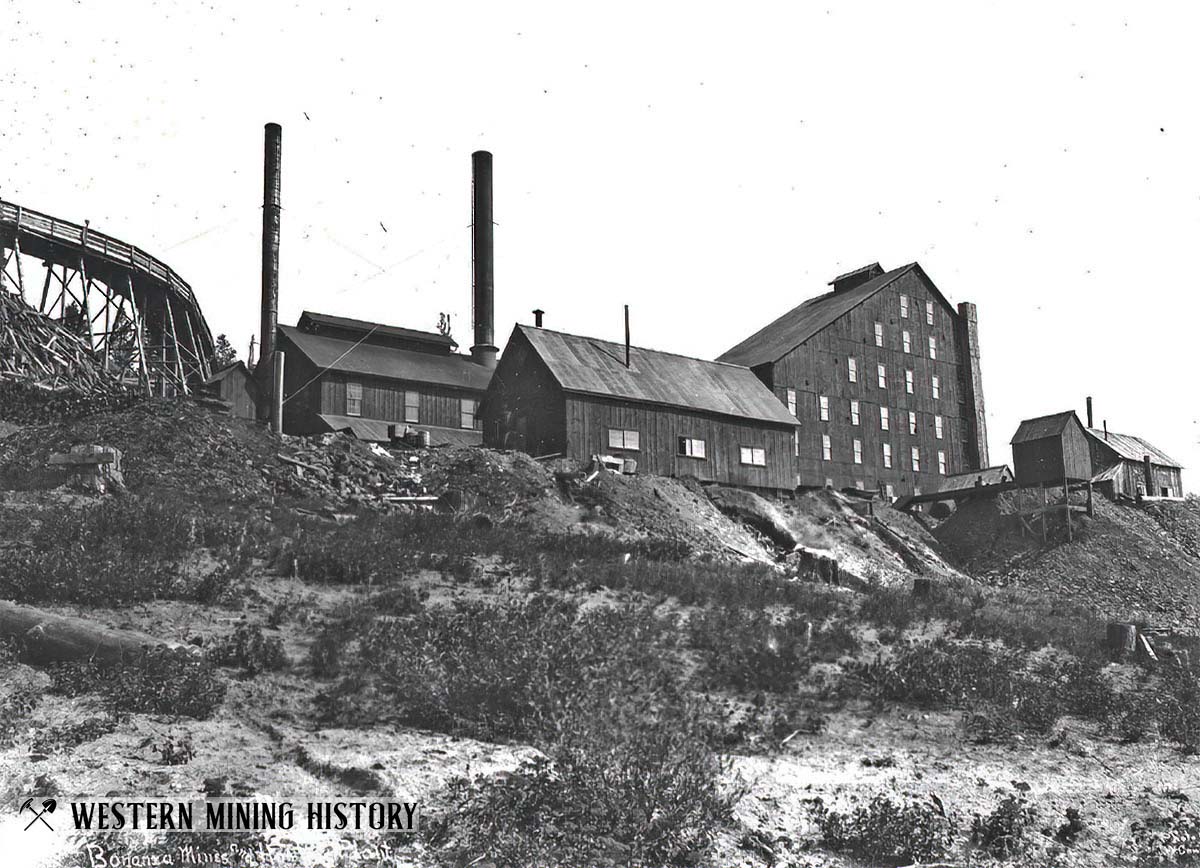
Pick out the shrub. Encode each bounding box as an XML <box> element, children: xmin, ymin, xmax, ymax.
<box><xmin>688</xmin><ymin>607</ymin><xmax>812</xmax><ymax>692</ymax></box>
<box><xmin>816</xmin><ymin>793</ymin><xmax>957</xmax><ymax>864</ymax></box>
<box><xmin>426</xmin><ymin>700</ymin><xmax>737</xmax><ymax>868</ymax></box>
<box><xmin>971</xmin><ymin>794</ymin><xmax>1037</xmax><ymax>859</ymax></box>
<box><xmin>0</xmin><ymin>685</ymin><xmax>41</xmax><ymax>746</ymax></box>
<box><xmin>31</xmin><ymin>715</ymin><xmax>120</xmax><ymax>754</ymax></box>
<box><xmin>50</xmin><ymin>647</ymin><xmax>226</xmax><ymax>719</ymax></box>
<box><xmin>1130</xmin><ymin>809</ymin><xmax>1200</xmax><ymax>866</ymax></box>
<box><xmin>208</xmin><ymin>624</ymin><xmax>287</xmax><ymax>675</ymax></box>
<box><xmin>154</xmin><ymin>734</ymin><xmax>196</xmax><ymax>765</ymax></box>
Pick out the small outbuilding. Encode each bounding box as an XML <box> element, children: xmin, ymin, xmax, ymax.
<box><xmin>936</xmin><ymin>464</ymin><xmax>1014</xmax><ymax>495</ymax></box>
<box><xmin>200</xmin><ymin>361</ymin><xmax>259</xmax><ymax>420</ymax></box>
<box><xmin>1086</xmin><ymin>426</ymin><xmax>1183</xmax><ymax>499</ymax></box>
<box><xmin>483</xmin><ymin>325</ymin><xmax>801</xmax><ymax>492</ymax></box>
<box><xmin>1010</xmin><ymin>411</ymin><xmax>1093</xmax><ymax>487</ymax></box>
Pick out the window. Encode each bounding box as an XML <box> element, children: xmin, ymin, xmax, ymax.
<box><xmin>739</xmin><ymin>446</ymin><xmax>766</xmax><ymax>467</ymax></box>
<box><xmin>908</xmin><ymin>411</ymin><xmax>917</xmax><ymax>435</ymax></box>
<box><xmin>880</xmin><ymin>407</ymin><xmax>890</xmax><ymax>430</ymax></box>
<box><xmin>900</xmin><ymin>294</ymin><xmax>910</xmax><ymax>318</ymax></box>
<box><xmin>853</xmin><ymin>438</ymin><xmax>863</xmax><ymax>465</ymax></box>
<box><xmin>932</xmin><ymin>375</ymin><xmax>941</xmax><ymax>400</ymax></box>
<box><xmin>793</xmin><ymin>430</ymin><xmax>799</xmax><ymax>457</ymax></box>
<box><xmin>850</xmin><ymin>400</ymin><xmax>860</xmax><ymax>426</ymax></box>
<box><xmin>902</xmin><ymin>330</ymin><xmax>912</xmax><ymax>354</ymax></box>
<box><xmin>608</xmin><ymin>428</ymin><xmax>640</xmax><ymax>450</ymax></box>
<box><xmin>848</xmin><ymin>357</ymin><xmax>858</xmax><ymax>382</ymax></box>
<box><xmin>678</xmin><ymin>437</ymin><xmax>706</xmax><ymax>459</ymax></box>
<box><xmin>877</xmin><ymin>364</ymin><xmax>887</xmax><ymax>389</ymax></box>
<box><xmin>926</xmin><ymin>300</ymin><xmax>935</xmax><ymax>325</ymax></box>
<box><xmin>905</xmin><ymin>370</ymin><xmax>914</xmax><ymax>394</ymax></box>
<box><xmin>885</xmin><ymin>483</ymin><xmax>896</xmax><ymax>501</ymax></box>
<box><xmin>911</xmin><ymin>446</ymin><xmax>921</xmax><ymax>472</ymax></box>
<box><xmin>404</xmin><ymin>390</ymin><xmax>420</xmax><ymax>423</ymax></box>
<box><xmin>819</xmin><ymin>395</ymin><xmax>829</xmax><ymax>421</ymax></box>
<box><xmin>821</xmin><ymin>434</ymin><xmax>832</xmax><ymax>461</ymax></box>
<box><xmin>938</xmin><ymin>450</ymin><xmax>947</xmax><ymax>475</ymax></box>
<box><xmin>883</xmin><ymin>443</ymin><xmax>893</xmax><ymax>468</ymax></box>
<box><xmin>345</xmin><ymin>381</ymin><xmax>362</xmax><ymax>417</ymax></box>
<box><xmin>935</xmin><ymin>415</ymin><xmax>944</xmax><ymax>439</ymax></box>
<box><xmin>874</xmin><ymin>322</ymin><xmax>884</xmax><ymax>347</ymax></box>
<box><xmin>460</xmin><ymin>398</ymin><xmax>477</xmax><ymax>430</ymax></box>
<box><xmin>928</xmin><ymin>336</ymin><xmax>937</xmax><ymax>359</ymax></box>
<box><xmin>786</xmin><ymin>388</ymin><xmax>797</xmax><ymax>417</ymax></box>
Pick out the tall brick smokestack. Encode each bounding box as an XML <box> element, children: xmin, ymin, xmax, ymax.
<box><xmin>955</xmin><ymin>301</ymin><xmax>989</xmax><ymax>470</ymax></box>
<box><xmin>258</xmin><ymin>122</ymin><xmax>282</xmax><ymax>419</ymax></box>
<box><xmin>470</xmin><ymin>150</ymin><xmax>497</xmax><ymax>369</ymax></box>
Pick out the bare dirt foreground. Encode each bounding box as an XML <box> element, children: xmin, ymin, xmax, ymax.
<box><xmin>3</xmin><ymin>399</ymin><xmax>1200</xmax><ymax>867</ymax></box>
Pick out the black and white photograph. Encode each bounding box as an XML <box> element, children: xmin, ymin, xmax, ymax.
<box><xmin>1</xmin><ymin>3</ymin><xmax>1199</xmax><ymax>866</ymax></box>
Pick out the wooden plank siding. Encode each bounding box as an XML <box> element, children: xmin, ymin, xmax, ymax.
<box><xmin>767</xmin><ymin>269</ymin><xmax>969</xmax><ymax>495</ymax></box>
<box><xmin>320</xmin><ymin>372</ymin><xmax>481</xmax><ymax>432</ymax></box>
<box><xmin>1013</xmin><ymin>416</ymin><xmax>1094</xmax><ymax>486</ymax></box>
<box><xmin>563</xmin><ymin>395</ymin><xmax>796</xmax><ymax>491</ymax></box>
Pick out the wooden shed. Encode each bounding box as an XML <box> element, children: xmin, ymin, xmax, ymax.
<box><xmin>1010</xmin><ymin>411</ymin><xmax>1094</xmax><ymax>487</ymax></box>
<box><xmin>200</xmin><ymin>362</ymin><xmax>259</xmax><ymax>420</ymax></box>
<box><xmin>483</xmin><ymin>325</ymin><xmax>801</xmax><ymax>492</ymax></box>
<box><xmin>1085</xmin><ymin>426</ymin><xmax>1184</xmax><ymax>499</ymax></box>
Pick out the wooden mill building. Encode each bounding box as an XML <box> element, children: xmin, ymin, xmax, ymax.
<box><xmin>1086</xmin><ymin>426</ymin><xmax>1183</xmax><ymax>499</ymax></box>
<box><xmin>717</xmin><ymin>262</ymin><xmax>989</xmax><ymax>499</ymax></box>
<box><xmin>482</xmin><ymin>325</ymin><xmax>801</xmax><ymax>491</ymax></box>
<box><xmin>277</xmin><ymin>312</ymin><xmax>492</xmax><ymax>444</ymax></box>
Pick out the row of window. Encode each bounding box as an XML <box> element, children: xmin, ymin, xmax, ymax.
<box><xmin>817</xmin><ymin>397</ymin><xmax>945</xmax><ymax>438</ymax></box>
<box><xmin>803</xmin><ymin>361</ymin><xmax>942</xmax><ymax>397</ymax></box>
<box><xmin>821</xmin><ymin>435</ymin><xmax>948</xmax><ymax>474</ymax></box>
<box><xmin>344</xmin><ymin>382</ymin><xmax>478</xmax><ymax>429</ymax></box>
<box><xmin>874</xmin><ymin>321</ymin><xmax>938</xmax><ymax>358</ymax></box>
<box><xmin>608</xmin><ymin>428</ymin><xmax>768</xmax><ymax>468</ymax></box>
<box><xmin>898</xmin><ymin>295</ymin><xmax>936</xmax><ymax>325</ymax></box>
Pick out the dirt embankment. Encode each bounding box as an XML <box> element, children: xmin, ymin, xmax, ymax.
<box><xmin>936</xmin><ymin>491</ymin><xmax>1200</xmax><ymax>630</ymax></box>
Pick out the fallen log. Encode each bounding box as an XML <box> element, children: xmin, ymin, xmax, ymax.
<box><xmin>0</xmin><ymin>600</ymin><xmax>186</xmax><ymax>666</ymax></box>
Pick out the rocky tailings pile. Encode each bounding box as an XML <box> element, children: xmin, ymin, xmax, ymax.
<box><xmin>936</xmin><ymin>491</ymin><xmax>1200</xmax><ymax>629</ymax></box>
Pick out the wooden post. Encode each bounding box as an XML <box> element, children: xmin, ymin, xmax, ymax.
<box><xmin>1087</xmin><ymin>481</ymin><xmax>1094</xmax><ymax>517</ymax></box>
<box><xmin>1064</xmin><ymin>480</ymin><xmax>1073</xmax><ymax>542</ymax></box>
<box><xmin>1041</xmin><ymin>485</ymin><xmax>1048</xmax><ymax>543</ymax></box>
<box><xmin>271</xmin><ymin>350</ymin><xmax>285</xmax><ymax>434</ymax></box>
<box><xmin>1144</xmin><ymin>455</ymin><xmax>1155</xmax><ymax>497</ymax></box>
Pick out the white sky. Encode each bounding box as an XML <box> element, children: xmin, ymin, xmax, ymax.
<box><xmin>2</xmin><ymin>2</ymin><xmax>1197</xmax><ymax>488</ymax></box>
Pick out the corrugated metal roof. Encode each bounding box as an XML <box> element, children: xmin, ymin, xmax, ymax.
<box><xmin>1010</xmin><ymin>411</ymin><xmax>1078</xmax><ymax>444</ymax></box>
<box><xmin>515</xmin><ymin>325</ymin><xmax>799</xmax><ymax>427</ymax></box>
<box><xmin>318</xmin><ymin>414</ymin><xmax>483</xmax><ymax>446</ymax></box>
<box><xmin>279</xmin><ymin>325</ymin><xmax>493</xmax><ymax>392</ymax></box>
<box><xmin>937</xmin><ymin>464</ymin><xmax>1014</xmax><ymax>493</ymax></box>
<box><xmin>1086</xmin><ymin>427</ymin><xmax>1183</xmax><ymax>468</ymax></box>
<box><xmin>298</xmin><ymin>311</ymin><xmax>456</xmax><ymax>350</ymax></box>
<box><xmin>717</xmin><ymin>264</ymin><xmax>918</xmax><ymax>367</ymax></box>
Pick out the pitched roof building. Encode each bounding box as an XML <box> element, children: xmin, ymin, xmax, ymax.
<box><xmin>718</xmin><ymin>262</ymin><xmax>989</xmax><ymax>498</ymax></box>
<box><xmin>483</xmin><ymin>325</ymin><xmax>800</xmax><ymax>491</ymax></box>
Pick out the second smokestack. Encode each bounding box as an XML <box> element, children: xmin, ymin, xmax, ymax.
<box><xmin>470</xmin><ymin>151</ymin><xmax>497</xmax><ymax>369</ymax></box>
<box><xmin>259</xmin><ymin>122</ymin><xmax>282</xmax><ymax>420</ymax></box>
<box><xmin>1086</xmin><ymin>396</ymin><xmax>1093</xmax><ymax>429</ymax></box>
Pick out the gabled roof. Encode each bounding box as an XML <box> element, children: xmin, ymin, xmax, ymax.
<box><xmin>202</xmin><ymin>360</ymin><xmax>250</xmax><ymax>385</ymax></box>
<box><xmin>297</xmin><ymin>310</ymin><xmax>456</xmax><ymax>351</ymax></box>
<box><xmin>937</xmin><ymin>464</ymin><xmax>1014</xmax><ymax>494</ymax></box>
<box><xmin>717</xmin><ymin>262</ymin><xmax>956</xmax><ymax>368</ymax></box>
<box><xmin>1086</xmin><ymin>427</ymin><xmax>1182</xmax><ymax>469</ymax></box>
<box><xmin>1010</xmin><ymin>411</ymin><xmax>1081</xmax><ymax>444</ymax></box>
<box><xmin>279</xmin><ymin>325</ymin><xmax>493</xmax><ymax>392</ymax></box>
<box><xmin>513</xmin><ymin>325</ymin><xmax>799</xmax><ymax>427</ymax></box>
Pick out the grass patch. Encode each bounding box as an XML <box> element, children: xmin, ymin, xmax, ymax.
<box><xmin>49</xmin><ymin>647</ymin><xmax>226</xmax><ymax>719</ymax></box>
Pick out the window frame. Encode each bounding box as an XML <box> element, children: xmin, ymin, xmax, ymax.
<box><xmin>459</xmin><ymin>397</ymin><xmax>478</xmax><ymax>430</ymax></box>
<box><xmin>908</xmin><ymin>410</ymin><xmax>917</xmax><ymax>435</ymax></box>
<box><xmin>874</xmin><ymin>321</ymin><xmax>884</xmax><ymax>347</ymax></box>
<box><xmin>877</xmin><ymin>364</ymin><xmax>887</xmax><ymax>389</ymax></box>
<box><xmin>848</xmin><ymin>357</ymin><xmax>858</xmax><ymax>383</ymax></box>
<box><xmin>677</xmin><ymin>436</ymin><xmax>707</xmax><ymax>459</ymax></box>
<box><xmin>786</xmin><ymin>388</ymin><xmax>798</xmax><ymax>417</ymax></box>
<box><xmin>900</xmin><ymin>294</ymin><xmax>910</xmax><ymax>318</ymax></box>
<box><xmin>926</xmin><ymin>300</ymin><xmax>935</xmax><ymax>325</ymax></box>
<box><xmin>883</xmin><ymin>442</ymin><xmax>893</xmax><ymax>468</ymax></box>
<box><xmin>404</xmin><ymin>389</ymin><xmax>420</xmax><ymax>423</ymax></box>
<box><xmin>935</xmin><ymin>415</ymin><xmax>944</xmax><ymax>439</ymax></box>
<box><xmin>608</xmin><ymin>428</ymin><xmax>640</xmax><ymax>451</ymax></box>
<box><xmin>739</xmin><ymin>445</ymin><xmax>766</xmax><ymax>467</ymax></box>
<box><xmin>902</xmin><ymin>330</ymin><xmax>912</xmax><ymax>354</ymax></box>
<box><xmin>853</xmin><ymin>438</ymin><xmax>863</xmax><ymax>465</ymax></box>
<box><xmin>938</xmin><ymin>449</ymin><xmax>947</xmax><ymax>475</ymax></box>
<box><xmin>932</xmin><ymin>374</ymin><xmax>941</xmax><ymax>400</ymax></box>
<box><xmin>821</xmin><ymin>434</ymin><xmax>832</xmax><ymax>461</ymax></box>
<box><xmin>911</xmin><ymin>446</ymin><xmax>921</xmax><ymax>472</ymax></box>
<box><xmin>880</xmin><ymin>406</ymin><xmax>890</xmax><ymax>431</ymax></box>
<box><xmin>345</xmin><ymin>381</ymin><xmax>363</xmax><ymax>417</ymax></box>
<box><xmin>819</xmin><ymin>395</ymin><xmax>830</xmax><ymax>421</ymax></box>
<box><xmin>905</xmin><ymin>369</ymin><xmax>914</xmax><ymax>394</ymax></box>
<box><xmin>850</xmin><ymin>399</ymin><xmax>860</xmax><ymax>426</ymax></box>
<box><xmin>928</xmin><ymin>336</ymin><xmax>937</xmax><ymax>360</ymax></box>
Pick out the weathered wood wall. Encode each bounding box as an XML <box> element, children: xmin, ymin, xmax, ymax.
<box><xmin>319</xmin><ymin>373</ymin><xmax>481</xmax><ymax>432</ymax></box>
<box><xmin>1013</xmin><ymin>417</ymin><xmax>1093</xmax><ymax>486</ymax></box>
<box><xmin>482</xmin><ymin>335</ymin><xmax>567</xmax><ymax>455</ymax></box>
<box><xmin>767</xmin><ymin>269</ymin><xmax>969</xmax><ymax>495</ymax></box>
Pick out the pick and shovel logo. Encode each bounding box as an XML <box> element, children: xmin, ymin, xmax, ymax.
<box><xmin>20</xmin><ymin>797</ymin><xmax>56</xmax><ymax>831</ymax></box>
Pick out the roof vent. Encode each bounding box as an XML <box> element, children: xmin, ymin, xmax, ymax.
<box><xmin>829</xmin><ymin>262</ymin><xmax>884</xmax><ymax>293</ymax></box>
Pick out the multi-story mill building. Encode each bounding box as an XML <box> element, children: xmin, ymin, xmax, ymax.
<box><xmin>718</xmin><ymin>262</ymin><xmax>989</xmax><ymax>498</ymax></box>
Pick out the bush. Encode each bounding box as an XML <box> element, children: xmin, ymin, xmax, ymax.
<box><xmin>1130</xmin><ymin>809</ymin><xmax>1200</xmax><ymax>866</ymax></box>
<box><xmin>971</xmin><ymin>794</ymin><xmax>1037</xmax><ymax>859</ymax></box>
<box><xmin>688</xmin><ymin>607</ymin><xmax>812</xmax><ymax>692</ymax></box>
<box><xmin>208</xmin><ymin>623</ymin><xmax>287</xmax><ymax>675</ymax></box>
<box><xmin>426</xmin><ymin>700</ymin><xmax>736</xmax><ymax>868</ymax></box>
<box><xmin>0</xmin><ymin>685</ymin><xmax>41</xmax><ymax>747</ymax></box>
<box><xmin>50</xmin><ymin>647</ymin><xmax>226</xmax><ymax>719</ymax></box>
<box><xmin>816</xmin><ymin>793</ymin><xmax>957</xmax><ymax>864</ymax></box>
<box><xmin>31</xmin><ymin>715</ymin><xmax>120</xmax><ymax>754</ymax></box>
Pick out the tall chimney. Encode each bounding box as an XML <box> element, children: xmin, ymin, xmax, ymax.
<box><xmin>259</xmin><ymin>122</ymin><xmax>282</xmax><ymax>419</ymax></box>
<box><xmin>533</xmin><ymin>309</ymin><xmax>544</xmax><ymax>328</ymax></box>
<box><xmin>1086</xmin><ymin>396</ymin><xmax>1094</xmax><ymax>429</ymax></box>
<box><xmin>470</xmin><ymin>150</ymin><xmax>497</xmax><ymax>369</ymax></box>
